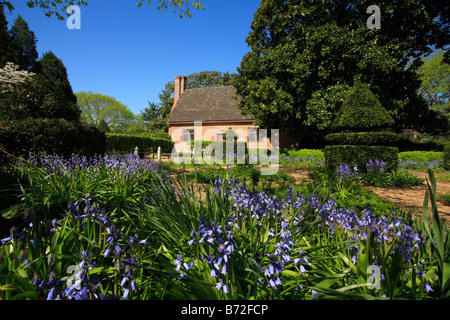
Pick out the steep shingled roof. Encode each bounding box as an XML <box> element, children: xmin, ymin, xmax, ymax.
<box><xmin>167</xmin><ymin>86</ymin><xmax>253</xmax><ymax>123</ymax></box>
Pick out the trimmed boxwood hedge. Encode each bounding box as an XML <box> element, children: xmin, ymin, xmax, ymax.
<box><xmin>105</xmin><ymin>133</ymin><xmax>174</xmax><ymax>154</ymax></box>
<box><xmin>332</xmin><ymin>82</ymin><xmax>394</xmax><ymax>132</ymax></box>
<box><xmin>0</xmin><ymin>119</ymin><xmax>105</xmax><ymax>159</ymax></box>
<box><xmin>325</xmin><ymin>131</ymin><xmax>400</xmax><ymax>146</ymax></box>
<box><xmin>324</xmin><ymin>145</ymin><xmax>399</xmax><ymax>173</ymax></box>
<box><xmin>325</xmin><ymin>81</ymin><xmax>399</xmax><ymax>173</ymax></box>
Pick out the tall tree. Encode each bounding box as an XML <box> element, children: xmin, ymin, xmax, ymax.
<box><xmin>140</xmin><ymin>101</ymin><xmax>167</xmax><ymax>132</ymax></box>
<box><xmin>0</xmin><ymin>73</ymin><xmax>81</xmax><ymax>121</ymax></box>
<box><xmin>234</xmin><ymin>0</ymin><xmax>449</xmax><ymax>145</ymax></box>
<box><xmin>38</xmin><ymin>51</ymin><xmax>77</xmax><ymax>105</ymax></box>
<box><xmin>76</xmin><ymin>91</ymin><xmax>138</xmax><ymax>132</ymax></box>
<box><xmin>9</xmin><ymin>15</ymin><xmax>38</xmax><ymax>72</ymax></box>
<box><xmin>418</xmin><ymin>49</ymin><xmax>450</xmax><ymax>118</ymax></box>
<box><xmin>0</xmin><ymin>0</ymin><xmax>203</xmax><ymax>20</ymax></box>
<box><xmin>0</xmin><ymin>3</ymin><xmax>12</xmax><ymax>68</ymax></box>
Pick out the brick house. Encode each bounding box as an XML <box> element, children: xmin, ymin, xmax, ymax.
<box><xmin>168</xmin><ymin>75</ymin><xmax>277</xmax><ymax>152</ymax></box>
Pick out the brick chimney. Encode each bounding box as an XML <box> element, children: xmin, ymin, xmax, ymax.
<box><xmin>172</xmin><ymin>75</ymin><xmax>186</xmax><ymax>112</ymax></box>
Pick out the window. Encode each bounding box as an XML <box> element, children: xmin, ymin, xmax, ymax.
<box><xmin>248</xmin><ymin>129</ymin><xmax>257</xmax><ymax>142</ymax></box>
<box><xmin>183</xmin><ymin>129</ymin><xmax>194</xmax><ymax>142</ymax></box>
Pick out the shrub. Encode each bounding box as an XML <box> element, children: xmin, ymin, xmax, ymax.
<box><xmin>389</xmin><ymin>169</ymin><xmax>424</xmax><ymax>187</ymax></box>
<box><xmin>332</xmin><ymin>81</ymin><xmax>394</xmax><ymax>132</ymax></box>
<box><xmin>105</xmin><ymin>133</ymin><xmax>174</xmax><ymax>154</ymax></box>
<box><xmin>326</xmin><ymin>82</ymin><xmax>398</xmax><ymax>173</ymax></box>
<box><xmin>139</xmin><ymin>130</ymin><xmax>171</xmax><ymax>140</ymax></box>
<box><xmin>0</xmin><ymin>119</ymin><xmax>105</xmax><ymax>159</ymax></box>
<box><xmin>324</xmin><ymin>145</ymin><xmax>399</xmax><ymax>173</ymax></box>
<box><xmin>325</xmin><ymin>131</ymin><xmax>400</xmax><ymax>146</ymax></box>
<box><xmin>397</xmin><ymin>137</ymin><xmax>447</xmax><ymax>152</ymax></box>
<box><xmin>0</xmin><ymin>74</ymin><xmax>81</xmax><ymax>121</ymax></box>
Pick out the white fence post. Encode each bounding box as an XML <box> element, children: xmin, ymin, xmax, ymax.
<box><xmin>157</xmin><ymin>146</ymin><xmax>161</xmax><ymax>164</ymax></box>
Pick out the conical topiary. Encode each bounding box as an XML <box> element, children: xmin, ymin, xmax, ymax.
<box><xmin>325</xmin><ymin>81</ymin><xmax>399</xmax><ymax>173</ymax></box>
<box><xmin>333</xmin><ymin>81</ymin><xmax>394</xmax><ymax>132</ymax></box>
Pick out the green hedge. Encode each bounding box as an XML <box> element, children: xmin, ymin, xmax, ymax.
<box><xmin>0</xmin><ymin>119</ymin><xmax>105</xmax><ymax>159</ymax></box>
<box><xmin>324</xmin><ymin>145</ymin><xmax>399</xmax><ymax>173</ymax></box>
<box><xmin>444</xmin><ymin>143</ymin><xmax>450</xmax><ymax>170</ymax></box>
<box><xmin>332</xmin><ymin>82</ymin><xmax>394</xmax><ymax>132</ymax></box>
<box><xmin>105</xmin><ymin>133</ymin><xmax>174</xmax><ymax>154</ymax></box>
<box><xmin>397</xmin><ymin>137</ymin><xmax>447</xmax><ymax>152</ymax></box>
<box><xmin>325</xmin><ymin>131</ymin><xmax>400</xmax><ymax>146</ymax></box>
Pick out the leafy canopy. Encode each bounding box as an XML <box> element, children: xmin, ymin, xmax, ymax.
<box><xmin>233</xmin><ymin>0</ymin><xmax>449</xmax><ymax>141</ymax></box>
<box><xmin>417</xmin><ymin>49</ymin><xmax>450</xmax><ymax>118</ymax></box>
<box><xmin>0</xmin><ymin>0</ymin><xmax>204</xmax><ymax>19</ymax></box>
<box><xmin>76</xmin><ymin>91</ymin><xmax>142</xmax><ymax>133</ymax></box>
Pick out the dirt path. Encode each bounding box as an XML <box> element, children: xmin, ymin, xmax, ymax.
<box><xmin>362</xmin><ymin>171</ymin><xmax>450</xmax><ymax>223</ymax></box>
<box><xmin>282</xmin><ymin>168</ymin><xmax>450</xmax><ymax>223</ymax></box>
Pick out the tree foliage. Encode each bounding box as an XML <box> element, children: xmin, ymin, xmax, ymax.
<box><xmin>0</xmin><ymin>74</ymin><xmax>81</xmax><ymax>121</ymax></box>
<box><xmin>8</xmin><ymin>15</ymin><xmax>38</xmax><ymax>72</ymax></box>
<box><xmin>234</xmin><ymin>0</ymin><xmax>449</xmax><ymax>144</ymax></box>
<box><xmin>0</xmin><ymin>3</ymin><xmax>12</xmax><ymax>68</ymax></box>
<box><xmin>0</xmin><ymin>62</ymin><xmax>36</xmax><ymax>95</ymax></box>
<box><xmin>37</xmin><ymin>51</ymin><xmax>77</xmax><ymax>105</ymax></box>
<box><xmin>0</xmin><ymin>0</ymin><xmax>204</xmax><ymax>19</ymax></box>
<box><xmin>76</xmin><ymin>91</ymin><xmax>142</xmax><ymax>133</ymax></box>
<box><xmin>418</xmin><ymin>49</ymin><xmax>450</xmax><ymax>118</ymax></box>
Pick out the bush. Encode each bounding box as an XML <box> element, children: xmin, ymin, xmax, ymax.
<box><xmin>0</xmin><ymin>119</ymin><xmax>105</xmax><ymax>159</ymax></box>
<box><xmin>325</xmin><ymin>82</ymin><xmax>398</xmax><ymax>173</ymax></box>
<box><xmin>444</xmin><ymin>143</ymin><xmax>450</xmax><ymax>171</ymax></box>
<box><xmin>332</xmin><ymin>81</ymin><xmax>394</xmax><ymax>132</ymax></box>
<box><xmin>397</xmin><ymin>137</ymin><xmax>447</xmax><ymax>152</ymax></box>
<box><xmin>325</xmin><ymin>131</ymin><xmax>400</xmax><ymax>146</ymax></box>
<box><xmin>389</xmin><ymin>169</ymin><xmax>425</xmax><ymax>187</ymax></box>
<box><xmin>324</xmin><ymin>145</ymin><xmax>399</xmax><ymax>173</ymax></box>
<box><xmin>105</xmin><ymin>133</ymin><xmax>174</xmax><ymax>154</ymax></box>
<box><xmin>140</xmin><ymin>130</ymin><xmax>171</xmax><ymax>140</ymax></box>
<box><xmin>0</xmin><ymin>74</ymin><xmax>81</xmax><ymax>121</ymax></box>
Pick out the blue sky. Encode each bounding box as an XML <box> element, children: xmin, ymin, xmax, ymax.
<box><xmin>4</xmin><ymin>0</ymin><xmax>261</xmax><ymax>115</ymax></box>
